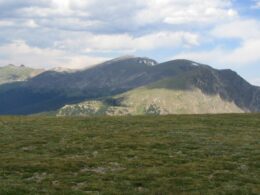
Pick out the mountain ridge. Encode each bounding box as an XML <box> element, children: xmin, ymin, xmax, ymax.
<box><xmin>0</xmin><ymin>64</ymin><xmax>44</xmax><ymax>85</ymax></box>
<box><xmin>0</xmin><ymin>57</ymin><xmax>259</xmax><ymax>115</ymax></box>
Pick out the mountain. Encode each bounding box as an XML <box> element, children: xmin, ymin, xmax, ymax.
<box><xmin>56</xmin><ymin>64</ymin><xmax>251</xmax><ymax>116</ymax></box>
<box><xmin>0</xmin><ymin>64</ymin><xmax>44</xmax><ymax>84</ymax></box>
<box><xmin>0</xmin><ymin>56</ymin><xmax>259</xmax><ymax>115</ymax></box>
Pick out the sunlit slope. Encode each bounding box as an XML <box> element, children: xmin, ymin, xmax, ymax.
<box><xmin>0</xmin><ymin>65</ymin><xmax>44</xmax><ymax>84</ymax></box>
<box><xmin>57</xmin><ymin>87</ymin><xmax>243</xmax><ymax>116</ymax></box>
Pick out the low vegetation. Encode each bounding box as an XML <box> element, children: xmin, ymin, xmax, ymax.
<box><xmin>0</xmin><ymin>114</ymin><xmax>259</xmax><ymax>194</ymax></box>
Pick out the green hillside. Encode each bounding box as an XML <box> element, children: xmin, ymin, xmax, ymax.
<box><xmin>0</xmin><ymin>65</ymin><xmax>44</xmax><ymax>84</ymax></box>
<box><xmin>0</xmin><ymin>114</ymin><xmax>259</xmax><ymax>194</ymax></box>
<box><xmin>57</xmin><ymin>87</ymin><xmax>244</xmax><ymax>116</ymax></box>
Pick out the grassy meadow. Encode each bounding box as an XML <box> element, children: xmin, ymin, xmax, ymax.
<box><xmin>0</xmin><ymin>114</ymin><xmax>259</xmax><ymax>194</ymax></box>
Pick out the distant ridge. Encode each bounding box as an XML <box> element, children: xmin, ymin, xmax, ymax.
<box><xmin>0</xmin><ymin>64</ymin><xmax>44</xmax><ymax>85</ymax></box>
<box><xmin>0</xmin><ymin>57</ymin><xmax>259</xmax><ymax>115</ymax></box>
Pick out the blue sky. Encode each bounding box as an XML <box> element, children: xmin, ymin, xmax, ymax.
<box><xmin>0</xmin><ymin>0</ymin><xmax>259</xmax><ymax>85</ymax></box>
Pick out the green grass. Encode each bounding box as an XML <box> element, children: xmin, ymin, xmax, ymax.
<box><xmin>0</xmin><ymin>114</ymin><xmax>259</xmax><ymax>194</ymax></box>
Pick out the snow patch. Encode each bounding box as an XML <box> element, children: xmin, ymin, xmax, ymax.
<box><xmin>191</xmin><ymin>62</ymin><xmax>199</xmax><ymax>66</ymax></box>
<box><xmin>138</xmin><ymin>59</ymin><xmax>157</xmax><ymax>66</ymax></box>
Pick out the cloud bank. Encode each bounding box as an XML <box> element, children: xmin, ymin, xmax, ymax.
<box><xmin>0</xmin><ymin>0</ymin><xmax>259</xmax><ymax>85</ymax></box>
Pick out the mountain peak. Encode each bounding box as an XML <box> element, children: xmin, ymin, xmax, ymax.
<box><xmin>136</xmin><ymin>57</ymin><xmax>158</xmax><ymax>66</ymax></box>
<box><xmin>98</xmin><ymin>55</ymin><xmax>158</xmax><ymax>67</ymax></box>
<box><xmin>106</xmin><ymin>55</ymin><xmax>136</xmax><ymax>63</ymax></box>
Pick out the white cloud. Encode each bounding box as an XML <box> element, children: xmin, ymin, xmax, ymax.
<box><xmin>252</xmin><ymin>0</ymin><xmax>260</xmax><ymax>9</ymax></box>
<box><xmin>249</xmin><ymin>78</ymin><xmax>260</xmax><ymax>86</ymax></box>
<box><xmin>24</xmin><ymin>19</ymin><xmax>39</xmax><ymax>28</ymax></box>
<box><xmin>174</xmin><ymin>39</ymin><xmax>260</xmax><ymax>68</ymax></box>
<box><xmin>88</xmin><ymin>31</ymin><xmax>200</xmax><ymax>51</ymax></box>
<box><xmin>174</xmin><ymin>19</ymin><xmax>260</xmax><ymax>68</ymax></box>
<box><xmin>135</xmin><ymin>0</ymin><xmax>237</xmax><ymax>25</ymax></box>
<box><xmin>0</xmin><ymin>0</ymin><xmax>238</xmax><ymax>54</ymax></box>
<box><xmin>0</xmin><ymin>20</ymin><xmax>14</xmax><ymax>27</ymax></box>
<box><xmin>0</xmin><ymin>0</ymin><xmax>251</xmax><ymax>72</ymax></box>
<box><xmin>1</xmin><ymin>0</ymin><xmax>238</xmax><ymax>32</ymax></box>
<box><xmin>211</xmin><ymin>19</ymin><xmax>260</xmax><ymax>40</ymax></box>
<box><xmin>54</xmin><ymin>31</ymin><xmax>200</xmax><ymax>53</ymax></box>
<box><xmin>0</xmin><ymin>40</ymin><xmax>108</xmax><ymax>69</ymax></box>
<box><xmin>134</xmin><ymin>31</ymin><xmax>200</xmax><ymax>49</ymax></box>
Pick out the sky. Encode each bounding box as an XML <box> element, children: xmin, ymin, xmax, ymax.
<box><xmin>0</xmin><ymin>0</ymin><xmax>259</xmax><ymax>85</ymax></box>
